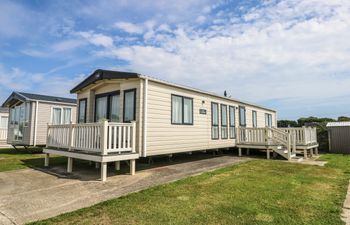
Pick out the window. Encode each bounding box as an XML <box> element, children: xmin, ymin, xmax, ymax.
<box><xmin>78</xmin><ymin>99</ymin><xmax>87</xmax><ymax>123</ymax></box>
<box><xmin>95</xmin><ymin>91</ymin><xmax>120</xmax><ymax>122</ymax></box>
<box><xmin>95</xmin><ymin>96</ymin><xmax>108</xmax><ymax>122</ymax></box>
<box><xmin>229</xmin><ymin>106</ymin><xmax>236</xmax><ymax>139</ymax></box>
<box><xmin>171</xmin><ymin>94</ymin><xmax>193</xmax><ymax>125</ymax></box>
<box><xmin>265</xmin><ymin>113</ymin><xmax>273</xmax><ymax>127</ymax></box>
<box><xmin>24</xmin><ymin>102</ymin><xmax>30</xmax><ymax>126</ymax></box>
<box><xmin>239</xmin><ymin>106</ymin><xmax>246</xmax><ymax>127</ymax></box>
<box><xmin>10</xmin><ymin>108</ymin><xmax>15</xmax><ymax>125</ymax></box>
<box><xmin>63</xmin><ymin>108</ymin><xmax>72</xmax><ymax>124</ymax></box>
<box><xmin>51</xmin><ymin>107</ymin><xmax>72</xmax><ymax>125</ymax></box>
<box><xmin>0</xmin><ymin>116</ymin><xmax>8</xmax><ymax>128</ymax></box>
<box><xmin>252</xmin><ymin>110</ymin><xmax>257</xmax><ymax>128</ymax></box>
<box><xmin>124</xmin><ymin>89</ymin><xmax>136</xmax><ymax>122</ymax></box>
<box><xmin>221</xmin><ymin>104</ymin><xmax>228</xmax><ymax>139</ymax></box>
<box><xmin>183</xmin><ymin>98</ymin><xmax>193</xmax><ymax>124</ymax></box>
<box><xmin>211</xmin><ymin>103</ymin><xmax>219</xmax><ymax>139</ymax></box>
<box><xmin>52</xmin><ymin>108</ymin><xmax>62</xmax><ymax>125</ymax></box>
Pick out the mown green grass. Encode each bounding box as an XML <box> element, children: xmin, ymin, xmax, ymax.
<box><xmin>29</xmin><ymin>154</ymin><xmax>350</xmax><ymax>225</ymax></box>
<box><xmin>0</xmin><ymin>148</ymin><xmax>66</xmax><ymax>172</ymax></box>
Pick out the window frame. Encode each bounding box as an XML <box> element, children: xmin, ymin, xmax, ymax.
<box><xmin>265</xmin><ymin>113</ymin><xmax>273</xmax><ymax>128</ymax></box>
<box><xmin>211</xmin><ymin>102</ymin><xmax>219</xmax><ymax>140</ymax></box>
<box><xmin>239</xmin><ymin>106</ymin><xmax>246</xmax><ymax>127</ymax></box>
<box><xmin>51</xmin><ymin>106</ymin><xmax>73</xmax><ymax>125</ymax></box>
<box><xmin>171</xmin><ymin>94</ymin><xmax>193</xmax><ymax>125</ymax></box>
<box><xmin>252</xmin><ymin>110</ymin><xmax>257</xmax><ymax>128</ymax></box>
<box><xmin>94</xmin><ymin>91</ymin><xmax>120</xmax><ymax>122</ymax></box>
<box><xmin>220</xmin><ymin>104</ymin><xmax>228</xmax><ymax>139</ymax></box>
<box><xmin>123</xmin><ymin>89</ymin><xmax>137</xmax><ymax>122</ymax></box>
<box><xmin>78</xmin><ymin>98</ymin><xmax>87</xmax><ymax>123</ymax></box>
<box><xmin>229</xmin><ymin>106</ymin><xmax>236</xmax><ymax>139</ymax></box>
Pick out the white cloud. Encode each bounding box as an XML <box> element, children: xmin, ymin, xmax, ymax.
<box><xmin>0</xmin><ymin>64</ymin><xmax>83</xmax><ymax>103</ymax></box>
<box><xmin>114</xmin><ymin>22</ymin><xmax>144</xmax><ymax>34</ymax></box>
<box><xmin>77</xmin><ymin>31</ymin><xmax>114</xmax><ymax>48</ymax></box>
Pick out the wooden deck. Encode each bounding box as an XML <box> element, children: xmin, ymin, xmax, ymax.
<box><xmin>236</xmin><ymin>127</ymin><xmax>318</xmax><ymax>160</ymax></box>
<box><xmin>44</xmin><ymin>121</ymin><xmax>138</xmax><ymax>181</ymax></box>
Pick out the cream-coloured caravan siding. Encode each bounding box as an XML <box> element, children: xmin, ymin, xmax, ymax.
<box><xmin>145</xmin><ymin>80</ymin><xmax>276</xmax><ymax>156</ymax></box>
<box><xmin>76</xmin><ymin>79</ymin><xmax>143</xmax><ymax>154</ymax></box>
<box><xmin>35</xmin><ymin>102</ymin><xmax>77</xmax><ymax>145</ymax></box>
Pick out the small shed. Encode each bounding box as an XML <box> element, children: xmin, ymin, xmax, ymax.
<box><xmin>326</xmin><ymin>122</ymin><xmax>350</xmax><ymax>153</ymax></box>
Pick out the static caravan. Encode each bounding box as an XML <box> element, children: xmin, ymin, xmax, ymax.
<box><xmin>0</xmin><ymin>107</ymin><xmax>9</xmax><ymax>148</ymax></box>
<box><xmin>44</xmin><ymin>69</ymin><xmax>318</xmax><ymax>181</ymax></box>
<box><xmin>2</xmin><ymin>92</ymin><xmax>77</xmax><ymax>148</ymax></box>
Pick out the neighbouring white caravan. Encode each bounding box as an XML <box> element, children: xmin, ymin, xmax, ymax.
<box><xmin>0</xmin><ymin>107</ymin><xmax>9</xmax><ymax>148</ymax></box>
<box><xmin>2</xmin><ymin>92</ymin><xmax>77</xmax><ymax>148</ymax></box>
<box><xmin>44</xmin><ymin>69</ymin><xmax>318</xmax><ymax>181</ymax></box>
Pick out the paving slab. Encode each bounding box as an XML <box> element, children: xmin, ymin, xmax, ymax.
<box><xmin>0</xmin><ymin>154</ymin><xmax>251</xmax><ymax>225</ymax></box>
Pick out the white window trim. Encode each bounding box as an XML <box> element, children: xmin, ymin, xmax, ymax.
<box><xmin>50</xmin><ymin>106</ymin><xmax>73</xmax><ymax>125</ymax></box>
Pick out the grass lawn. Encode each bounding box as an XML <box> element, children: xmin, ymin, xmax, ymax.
<box><xmin>28</xmin><ymin>154</ymin><xmax>350</xmax><ymax>225</ymax></box>
<box><xmin>0</xmin><ymin>148</ymin><xmax>66</xmax><ymax>172</ymax></box>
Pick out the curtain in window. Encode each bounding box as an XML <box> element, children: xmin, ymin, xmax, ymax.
<box><xmin>172</xmin><ymin>96</ymin><xmax>182</xmax><ymax>124</ymax></box>
<box><xmin>63</xmin><ymin>108</ymin><xmax>71</xmax><ymax>124</ymax></box>
<box><xmin>52</xmin><ymin>108</ymin><xmax>62</xmax><ymax>125</ymax></box>
<box><xmin>124</xmin><ymin>91</ymin><xmax>135</xmax><ymax>122</ymax></box>
<box><xmin>0</xmin><ymin>116</ymin><xmax>8</xmax><ymax>128</ymax></box>
<box><xmin>183</xmin><ymin>98</ymin><xmax>192</xmax><ymax>124</ymax></box>
<box><xmin>96</xmin><ymin>96</ymin><xmax>108</xmax><ymax>122</ymax></box>
<box><xmin>110</xmin><ymin>95</ymin><xmax>120</xmax><ymax>122</ymax></box>
<box><xmin>229</xmin><ymin>106</ymin><xmax>235</xmax><ymax>139</ymax></box>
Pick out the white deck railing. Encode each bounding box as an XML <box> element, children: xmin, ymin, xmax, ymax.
<box><xmin>237</xmin><ymin>127</ymin><xmax>297</xmax><ymax>158</ymax></box>
<box><xmin>279</xmin><ymin>127</ymin><xmax>317</xmax><ymax>145</ymax></box>
<box><xmin>47</xmin><ymin>121</ymin><xmax>136</xmax><ymax>155</ymax></box>
<box><xmin>0</xmin><ymin>128</ymin><xmax>7</xmax><ymax>141</ymax></box>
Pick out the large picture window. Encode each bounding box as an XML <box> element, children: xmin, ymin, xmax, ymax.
<box><xmin>221</xmin><ymin>104</ymin><xmax>228</xmax><ymax>139</ymax></box>
<box><xmin>211</xmin><ymin>102</ymin><xmax>219</xmax><ymax>139</ymax></box>
<box><xmin>252</xmin><ymin>110</ymin><xmax>257</xmax><ymax>128</ymax></box>
<box><xmin>51</xmin><ymin>107</ymin><xmax>72</xmax><ymax>125</ymax></box>
<box><xmin>95</xmin><ymin>91</ymin><xmax>120</xmax><ymax>122</ymax></box>
<box><xmin>265</xmin><ymin>113</ymin><xmax>273</xmax><ymax>127</ymax></box>
<box><xmin>239</xmin><ymin>106</ymin><xmax>246</xmax><ymax>127</ymax></box>
<box><xmin>229</xmin><ymin>106</ymin><xmax>235</xmax><ymax>139</ymax></box>
<box><xmin>78</xmin><ymin>98</ymin><xmax>87</xmax><ymax>123</ymax></box>
<box><xmin>171</xmin><ymin>94</ymin><xmax>193</xmax><ymax>125</ymax></box>
<box><xmin>123</xmin><ymin>89</ymin><xmax>136</xmax><ymax>122</ymax></box>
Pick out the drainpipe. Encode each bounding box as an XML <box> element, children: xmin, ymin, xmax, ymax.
<box><xmin>142</xmin><ymin>78</ymin><xmax>148</xmax><ymax>157</ymax></box>
<box><xmin>33</xmin><ymin>101</ymin><xmax>39</xmax><ymax>146</ymax></box>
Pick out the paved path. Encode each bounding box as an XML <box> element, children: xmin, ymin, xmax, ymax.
<box><xmin>0</xmin><ymin>155</ymin><xmax>251</xmax><ymax>225</ymax></box>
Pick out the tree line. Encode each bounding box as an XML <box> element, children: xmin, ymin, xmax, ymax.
<box><xmin>277</xmin><ymin>116</ymin><xmax>350</xmax><ymax>151</ymax></box>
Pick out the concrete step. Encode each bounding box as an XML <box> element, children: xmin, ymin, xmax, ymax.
<box><xmin>290</xmin><ymin>156</ymin><xmax>303</xmax><ymax>162</ymax></box>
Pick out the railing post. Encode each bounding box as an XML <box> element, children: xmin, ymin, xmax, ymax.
<box><xmin>287</xmin><ymin>133</ymin><xmax>291</xmax><ymax>160</ymax></box>
<box><xmin>237</xmin><ymin>127</ymin><xmax>240</xmax><ymax>144</ymax></box>
<box><xmin>131</xmin><ymin>121</ymin><xmax>136</xmax><ymax>153</ymax></box>
<box><xmin>68</xmin><ymin>122</ymin><xmax>74</xmax><ymax>151</ymax></box>
<box><xmin>264</xmin><ymin>128</ymin><xmax>268</xmax><ymax>145</ymax></box>
<box><xmin>101</xmin><ymin>121</ymin><xmax>108</xmax><ymax>155</ymax></box>
<box><xmin>302</xmin><ymin>126</ymin><xmax>307</xmax><ymax>145</ymax></box>
<box><xmin>292</xmin><ymin>130</ymin><xmax>296</xmax><ymax>154</ymax></box>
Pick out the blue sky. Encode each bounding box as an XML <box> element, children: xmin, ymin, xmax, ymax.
<box><xmin>0</xmin><ymin>0</ymin><xmax>349</xmax><ymax>120</ymax></box>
